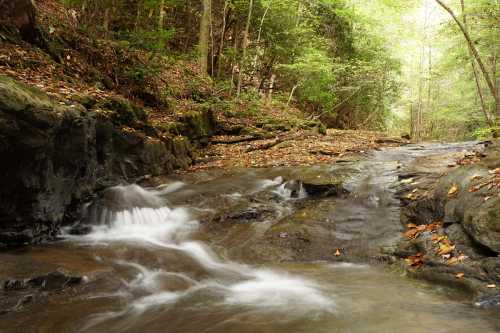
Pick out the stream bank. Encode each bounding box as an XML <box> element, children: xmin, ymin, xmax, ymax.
<box><xmin>1</xmin><ymin>140</ymin><xmax>499</xmax><ymax>332</ymax></box>
<box><xmin>392</xmin><ymin>140</ymin><xmax>500</xmax><ymax>308</ymax></box>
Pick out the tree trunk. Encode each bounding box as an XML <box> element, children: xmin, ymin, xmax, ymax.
<box><xmin>266</xmin><ymin>73</ymin><xmax>275</xmax><ymax>105</ymax></box>
<box><xmin>216</xmin><ymin>0</ymin><xmax>230</xmax><ymax>77</ymax></box>
<box><xmin>229</xmin><ymin>24</ymin><xmax>238</xmax><ymax>97</ymax></box>
<box><xmin>460</xmin><ymin>0</ymin><xmax>493</xmax><ymax>126</ymax></box>
<box><xmin>237</xmin><ymin>0</ymin><xmax>254</xmax><ymax>98</ymax></box>
<box><xmin>435</xmin><ymin>0</ymin><xmax>499</xmax><ymax>119</ymax></box>
<box><xmin>287</xmin><ymin>84</ymin><xmax>299</xmax><ymax>106</ymax></box>
<box><xmin>158</xmin><ymin>0</ymin><xmax>165</xmax><ymax>30</ymax></box>
<box><xmin>199</xmin><ymin>0</ymin><xmax>211</xmax><ymax>74</ymax></box>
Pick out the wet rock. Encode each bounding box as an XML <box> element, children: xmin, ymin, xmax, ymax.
<box><xmin>0</xmin><ymin>76</ymin><xmax>196</xmax><ymax>247</ymax></box>
<box><xmin>282</xmin><ymin>167</ymin><xmax>350</xmax><ymax>198</ymax></box>
<box><xmin>4</xmin><ymin>272</ymin><xmax>83</xmax><ymax>292</ymax></box>
<box><xmin>65</xmin><ymin>224</ymin><xmax>92</xmax><ymax>236</ymax></box>
<box><xmin>462</xmin><ymin>197</ymin><xmax>500</xmax><ymax>253</ymax></box>
<box><xmin>396</xmin><ymin>141</ymin><xmax>500</xmax><ymax>302</ymax></box>
<box><xmin>302</xmin><ymin>182</ymin><xmax>347</xmax><ymax>197</ymax></box>
<box><xmin>475</xmin><ymin>295</ymin><xmax>500</xmax><ymax>310</ymax></box>
<box><xmin>13</xmin><ymin>295</ymin><xmax>34</xmax><ymax>310</ymax></box>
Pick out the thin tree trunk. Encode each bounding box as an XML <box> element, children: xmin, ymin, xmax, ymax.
<box><xmin>135</xmin><ymin>3</ymin><xmax>141</xmax><ymax>30</ymax></box>
<box><xmin>210</xmin><ymin>3</ymin><xmax>214</xmax><ymax>77</ymax></box>
<box><xmin>217</xmin><ymin>0</ymin><xmax>230</xmax><ymax>77</ymax></box>
<box><xmin>199</xmin><ymin>0</ymin><xmax>211</xmax><ymax>74</ymax></box>
<box><xmin>435</xmin><ymin>0</ymin><xmax>499</xmax><ymax>117</ymax></box>
<box><xmin>267</xmin><ymin>73</ymin><xmax>275</xmax><ymax>105</ymax></box>
<box><xmin>237</xmin><ymin>0</ymin><xmax>254</xmax><ymax>98</ymax></box>
<box><xmin>158</xmin><ymin>0</ymin><xmax>165</xmax><ymax>30</ymax></box>
<box><xmin>460</xmin><ymin>0</ymin><xmax>493</xmax><ymax>126</ymax></box>
<box><xmin>251</xmin><ymin>1</ymin><xmax>271</xmax><ymax>82</ymax></box>
<box><xmin>287</xmin><ymin>84</ymin><xmax>299</xmax><ymax>106</ymax></box>
<box><xmin>229</xmin><ymin>25</ymin><xmax>238</xmax><ymax>97</ymax></box>
<box><xmin>103</xmin><ymin>7</ymin><xmax>110</xmax><ymax>34</ymax></box>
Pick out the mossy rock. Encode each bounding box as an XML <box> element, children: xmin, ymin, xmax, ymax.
<box><xmin>176</xmin><ymin>108</ymin><xmax>216</xmax><ymax>140</ymax></box>
<box><xmin>262</xmin><ymin>122</ymin><xmax>292</xmax><ymax>132</ymax></box>
<box><xmin>71</xmin><ymin>94</ymin><xmax>97</xmax><ymax>109</ymax></box>
<box><xmin>0</xmin><ymin>75</ymin><xmax>63</xmax><ymax>129</ymax></box>
<box><xmin>97</xmin><ymin>97</ymin><xmax>148</xmax><ymax>125</ymax></box>
<box><xmin>297</xmin><ymin>119</ymin><xmax>327</xmax><ymax>135</ymax></box>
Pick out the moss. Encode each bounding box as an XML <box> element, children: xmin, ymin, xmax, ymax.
<box><xmin>177</xmin><ymin>108</ymin><xmax>215</xmax><ymax>139</ymax></box>
<box><xmin>97</xmin><ymin>97</ymin><xmax>148</xmax><ymax>125</ymax></box>
<box><xmin>71</xmin><ymin>94</ymin><xmax>97</xmax><ymax>109</ymax></box>
<box><xmin>0</xmin><ymin>75</ymin><xmax>64</xmax><ymax>129</ymax></box>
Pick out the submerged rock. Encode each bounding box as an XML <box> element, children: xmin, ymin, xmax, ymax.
<box><xmin>4</xmin><ymin>271</ymin><xmax>83</xmax><ymax>292</ymax></box>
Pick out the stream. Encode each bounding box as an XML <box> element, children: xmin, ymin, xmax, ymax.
<box><xmin>1</xmin><ymin>142</ymin><xmax>500</xmax><ymax>332</ymax></box>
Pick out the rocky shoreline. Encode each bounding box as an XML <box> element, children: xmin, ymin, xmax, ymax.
<box><xmin>0</xmin><ymin>76</ymin><xmax>211</xmax><ymax>247</ymax></box>
<box><xmin>391</xmin><ymin>140</ymin><xmax>500</xmax><ymax>309</ymax></box>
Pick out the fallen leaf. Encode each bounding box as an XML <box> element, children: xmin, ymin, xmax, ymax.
<box><xmin>406</xmin><ymin>253</ymin><xmax>424</xmax><ymax>267</ymax></box>
<box><xmin>487</xmin><ymin>284</ymin><xmax>497</xmax><ymax>288</ymax></box>
<box><xmin>426</xmin><ymin>223</ymin><xmax>442</xmax><ymax>232</ymax></box>
<box><xmin>407</xmin><ymin>223</ymin><xmax>417</xmax><ymax>229</ymax></box>
<box><xmin>437</xmin><ymin>244</ymin><xmax>455</xmax><ymax>256</ymax></box>
<box><xmin>455</xmin><ymin>272</ymin><xmax>464</xmax><ymax>279</ymax></box>
<box><xmin>471</xmin><ymin>174</ymin><xmax>483</xmax><ymax>181</ymax></box>
<box><xmin>401</xmin><ymin>178</ymin><xmax>414</xmax><ymax>184</ymax></box>
<box><xmin>448</xmin><ymin>184</ymin><xmax>459</xmax><ymax>198</ymax></box>
<box><xmin>416</xmin><ymin>225</ymin><xmax>427</xmax><ymax>232</ymax></box>
<box><xmin>432</xmin><ymin>235</ymin><xmax>447</xmax><ymax>244</ymax></box>
<box><xmin>335</xmin><ymin>249</ymin><xmax>341</xmax><ymax>257</ymax></box>
<box><xmin>447</xmin><ymin>257</ymin><xmax>459</xmax><ymax>265</ymax></box>
<box><xmin>489</xmin><ymin>168</ymin><xmax>500</xmax><ymax>175</ymax></box>
<box><xmin>404</xmin><ymin>228</ymin><xmax>420</xmax><ymax>239</ymax></box>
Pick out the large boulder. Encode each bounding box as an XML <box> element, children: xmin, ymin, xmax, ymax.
<box><xmin>0</xmin><ymin>76</ymin><xmax>193</xmax><ymax>247</ymax></box>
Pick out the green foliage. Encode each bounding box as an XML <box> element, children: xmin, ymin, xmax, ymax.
<box><xmin>474</xmin><ymin>126</ymin><xmax>500</xmax><ymax>140</ymax></box>
<box><xmin>278</xmin><ymin>48</ymin><xmax>336</xmax><ymax>113</ymax></box>
<box><xmin>118</xmin><ymin>28</ymin><xmax>175</xmax><ymax>54</ymax></box>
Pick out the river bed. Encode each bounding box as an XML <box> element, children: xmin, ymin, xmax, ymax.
<box><xmin>1</xmin><ymin>142</ymin><xmax>499</xmax><ymax>332</ymax></box>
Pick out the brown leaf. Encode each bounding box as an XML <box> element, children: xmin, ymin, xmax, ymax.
<box><xmin>425</xmin><ymin>223</ymin><xmax>442</xmax><ymax>232</ymax></box>
<box><xmin>455</xmin><ymin>272</ymin><xmax>465</xmax><ymax>279</ymax></box>
<box><xmin>335</xmin><ymin>249</ymin><xmax>341</xmax><ymax>257</ymax></box>
<box><xmin>432</xmin><ymin>235</ymin><xmax>447</xmax><ymax>244</ymax></box>
<box><xmin>437</xmin><ymin>244</ymin><xmax>455</xmax><ymax>256</ymax></box>
<box><xmin>404</xmin><ymin>228</ymin><xmax>420</xmax><ymax>239</ymax></box>
<box><xmin>471</xmin><ymin>174</ymin><xmax>483</xmax><ymax>181</ymax></box>
<box><xmin>448</xmin><ymin>184</ymin><xmax>459</xmax><ymax>198</ymax></box>
<box><xmin>406</xmin><ymin>253</ymin><xmax>424</xmax><ymax>268</ymax></box>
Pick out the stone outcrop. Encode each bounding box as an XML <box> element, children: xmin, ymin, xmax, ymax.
<box><xmin>0</xmin><ymin>76</ymin><xmax>196</xmax><ymax>247</ymax></box>
<box><xmin>395</xmin><ymin>140</ymin><xmax>500</xmax><ymax>306</ymax></box>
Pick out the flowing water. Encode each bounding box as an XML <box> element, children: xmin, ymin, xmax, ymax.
<box><xmin>1</xmin><ymin>142</ymin><xmax>500</xmax><ymax>332</ymax></box>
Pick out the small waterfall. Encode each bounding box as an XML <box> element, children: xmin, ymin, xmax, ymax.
<box><xmin>70</xmin><ymin>184</ymin><xmax>334</xmax><ymax>329</ymax></box>
<box><xmin>274</xmin><ymin>180</ymin><xmax>308</xmax><ymax>199</ymax></box>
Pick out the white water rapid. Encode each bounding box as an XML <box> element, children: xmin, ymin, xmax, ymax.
<box><xmin>70</xmin><ymin>183</ymin><xmax>334</xmax><ymax>330</ymax></box>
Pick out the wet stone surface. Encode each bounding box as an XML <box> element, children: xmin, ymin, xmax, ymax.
<box><xmin>1</xmin><ymin>141</ymin><xmax>500</xmax><ymax>332</ymax></box>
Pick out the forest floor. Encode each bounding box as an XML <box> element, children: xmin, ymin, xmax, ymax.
<box><xmin>188</xmin><ymin>128</ymin><xmax>406</xmax><ymax>171</ymax></box>
<box><xmin>0</xmin><ymin>0</ymin><xmax>408</xmax><ymax>175</ymax></box>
